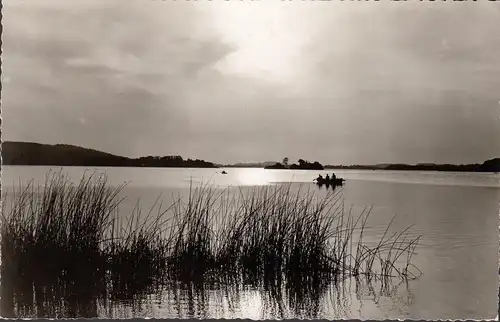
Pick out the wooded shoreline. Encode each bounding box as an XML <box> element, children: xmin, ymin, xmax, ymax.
<box><xmin>3</xmin><ymin>141</ymin><xmax>499</xmax><ymax>173</ymax></box>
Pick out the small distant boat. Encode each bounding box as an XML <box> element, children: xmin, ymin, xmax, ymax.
<box><xmin>221</xmin><ymin>170</ymin><xmax>227</xmax><ymax>174</ymax></box>
<box><xmin>314</xmin><ymin>177</ymin><xmax>345</xmax><ymax>186</ymax></box>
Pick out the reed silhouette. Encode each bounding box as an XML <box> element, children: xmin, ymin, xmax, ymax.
<box><xmin>1</xmin><ymin>171</ymin><xmax>421</xmax><ymax>318</ymax></box>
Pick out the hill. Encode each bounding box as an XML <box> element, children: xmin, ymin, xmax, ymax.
<box><xmin>1</xmin><ymin>141</ymin><xmax>218</xmax><ymax>168</ymax></box>
<box><xmin>2</xmin><ymin>141</ymin><xmax>128</xmax><ymax>166</ymax></box>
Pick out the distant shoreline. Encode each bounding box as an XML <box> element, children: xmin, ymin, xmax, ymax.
<box><xmin>2</xmin><ymin>141</ymin><xmax>499</xmax><ymax>173</ymax></box>
<box><xmin>323</xmin><ymin>165</ymin><xmax>499</xmax><ymax>173</ymax></box>
<box><xmin>5</xmin><ymin>164</ymin><xmax>499</xmax><ymax>175</ymax></box>
<box><xmin>2</xmin><ymin>141</ymin><xmax>218</xmax><ymax>169</ymax></box>
<box><xmin>3</xmin><ymin>164</ymin><xmax>499</xmax><ymax>174</ymax></box>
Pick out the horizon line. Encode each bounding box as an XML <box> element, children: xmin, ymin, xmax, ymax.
<box><xmin>2</xmin><ymin>140</ymin><xmax>498</xmax><ymax>167</ymax></box>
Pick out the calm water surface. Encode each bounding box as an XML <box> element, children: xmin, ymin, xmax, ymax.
<box><xmin>1</xmin><ymin>166</ymin><xmax>499</xmax><ymax>319</ymax></box>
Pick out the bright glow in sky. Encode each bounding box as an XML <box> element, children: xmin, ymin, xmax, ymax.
<box><xmin>210</xmin><ymin>2</ymin><xmax>311</xmax><ymax>84</ymax></box>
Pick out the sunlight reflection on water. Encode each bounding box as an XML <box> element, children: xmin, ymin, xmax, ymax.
<box><xmin>1</xmin><ymin>166</ymin><xmax>499</xmax><ymax>319</ymax></box>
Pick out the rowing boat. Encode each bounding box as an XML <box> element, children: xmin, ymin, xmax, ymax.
<box><xmin>314</xmin><ymin>178</ymin><xmax>345</xmax><ymax>186</ymax></box>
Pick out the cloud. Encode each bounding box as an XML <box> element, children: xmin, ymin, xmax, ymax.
<box><xmin>2</xmin><ymin>0</ymin><xmax>499</xmax><ymax>164</ymax></box>
<box><xmin>2</xmin><ymin>0</ymin><xmax>237</xmax><ymax>157</ymax></box>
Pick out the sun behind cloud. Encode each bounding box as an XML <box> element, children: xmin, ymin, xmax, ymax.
<box><xmin>208</xmin><ymin>2</ymin><xmax>311</xmax><ymax>85</ymax></box>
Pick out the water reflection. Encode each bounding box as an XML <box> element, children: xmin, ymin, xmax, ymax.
<box><xmin>316</xmin><ymin>182</ymin><xmax>342</xmax><ymax>191</ymax></box>
<box><xmin>0</xmin><ymin>173</ymin><xmax>420</xmax><ymax>319</ymax></box>
<box><xmin>1</xmin><ymin>268</ymin><xmax>415</xmax><ymax>319</ymax></box>
<box><xmin>2</xmin><ymin>167</ymin><xmax>498</xmax><ymax>319</ymax></box>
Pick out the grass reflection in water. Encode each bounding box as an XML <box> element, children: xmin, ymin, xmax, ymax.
<box><xmin>1</xmin><ymin>170</ymin><xmax>421</xmax><ymax>318</ymax></box>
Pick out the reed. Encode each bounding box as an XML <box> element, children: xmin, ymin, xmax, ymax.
<box><xmin>168</xmin><ymin>183</ymin><xmax>422</xmax><ymax>285</ymax></box>
<box><xmin>1</xmin><ymin>171</ymin><xmax>422</xmax><ymax>316</ymax></box>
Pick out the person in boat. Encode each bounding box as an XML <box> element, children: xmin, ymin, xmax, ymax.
<box><xmin>331</xmin><ymin>173</ymin><xmax>337</xmax><ymax>180</ymax></box>
<box><xmin>316</xmin><ymin>174</ymin><xmax>324</xmax><ymax>182</ymax></box>
<box><xmin>325</xmin><ymin>174</ymin><xmax>330</xmax><ymax>181</ymax></box>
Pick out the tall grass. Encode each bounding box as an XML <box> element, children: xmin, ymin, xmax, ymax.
<box><xmin>1</xmin><ymin>171</ymin><xmax>422</xmax><ymax>317</ymax></box>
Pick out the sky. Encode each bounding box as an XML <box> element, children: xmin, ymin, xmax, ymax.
<box><xmin>2</xmin><ymin>0</ymin><xmax>500</xmax><ymax>165</ymax></box>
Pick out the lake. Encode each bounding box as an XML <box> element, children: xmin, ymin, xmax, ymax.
<box><xmin>1</xmin><ymin>165</ymin><xmax>499</xmax><ymax>320</ymax></box>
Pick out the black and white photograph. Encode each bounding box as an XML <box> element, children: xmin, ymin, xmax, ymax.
<box><xmin>1</xmin><ymin>0</ymin><xmax>499</xmax><ymax>320</ymax></box>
